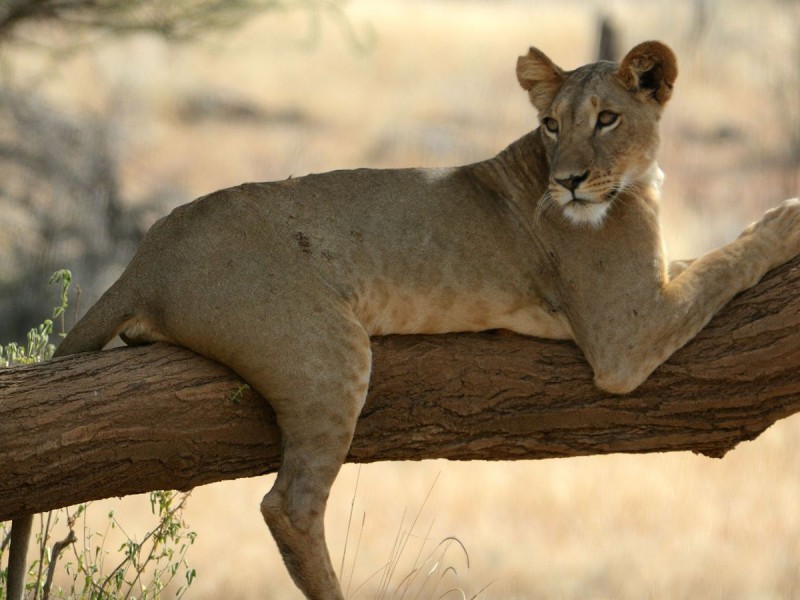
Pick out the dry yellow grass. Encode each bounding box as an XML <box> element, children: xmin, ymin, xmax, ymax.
<box><xmin>5</xmin><ymin>0</ymin><xmax>800</xmax><ymax>598</ymax></box>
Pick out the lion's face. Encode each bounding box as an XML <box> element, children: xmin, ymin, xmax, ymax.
<box><xmin>517</xmin><ymin>41</ymin><xmax>678</xmax><ymax>226</ymax></box>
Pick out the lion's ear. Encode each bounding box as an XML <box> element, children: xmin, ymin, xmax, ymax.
<box><xmin>616</xmin><ymin>41</ymin><xmax>678</xmax><ymax>106</ymax></box>
<box><xmin>516</xmin><ymin>47</ymin><xmax>566</xmax><ymax>112</ymax></box>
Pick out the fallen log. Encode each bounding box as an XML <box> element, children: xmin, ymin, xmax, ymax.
<box><xmin>1</xmin><ymin>256</ymin><xmax>799</xmax><ymax>521</ymax></box>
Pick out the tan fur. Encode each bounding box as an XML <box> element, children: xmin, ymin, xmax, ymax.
<box><xmin>8</xmin><ymin>41</ymin><xmax>800</xmax><ymax>600</ymax></box>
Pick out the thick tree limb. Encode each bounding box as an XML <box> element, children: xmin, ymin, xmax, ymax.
<box><xmin>1</xmin><ymin>256</ymin><xmax>799</xmax><ymax>521</ymax></box>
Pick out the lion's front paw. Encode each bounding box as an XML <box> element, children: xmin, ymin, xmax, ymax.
<box><xmin>740</xmin><ymin>198</ymin><xmax>800</xmax><ymax>267</ymax></box>
<box><xmin>761</xmin><ymin>197</ymin><xmax>800</xmax><ymax>225</ymax></box>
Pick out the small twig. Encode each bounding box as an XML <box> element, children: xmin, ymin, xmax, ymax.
<box><xmin>71</xmin><ymin>284</ymin><xmax>81</xmax><ymax>332</ymax></box>
<box><xmin>339</xmin><ymin>465</ymin><xmax>361</xmax><ymax>585</ymax></box>
<box><xmin>0</xmin><ymin>528</ymin><xmax>10</xmax><ymax>554</ymax></box>
<box><xmin>99</xmin><ymin>492</ymin><xmax>191</xmax><ymax>596</ymax></box>
<box><xmin>33</xmin><ymin>511</ymin><xmax>54</xmax><ymax>600</ymax></box>
<box><xmin>42</xmin><ymin>529</ymin><xmax>77</xmax><ymax>600</ymax></box>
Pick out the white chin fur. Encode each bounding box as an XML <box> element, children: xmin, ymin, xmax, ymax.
<box><xmin>562</xmin><ymin>199</ymin><xmax>611</xmax><ymax>227</ymax></box>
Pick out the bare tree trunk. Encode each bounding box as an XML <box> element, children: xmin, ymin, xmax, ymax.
<box><xmin>596</xmin><ymin>15</ymin><xmax>620</xmax><ymax>62</ymax></box>
<box><xmin>1</xmin><ymin>257</ymin><xmax>799</xmax><ymax>521</ymax></box>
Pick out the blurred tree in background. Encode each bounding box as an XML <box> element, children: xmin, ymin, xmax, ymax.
<box><xmin>0</xmin><ymin>0</ymin><xmax>345</xmax><ymax>343</ymax></box>
<box><xmin>0</xmin><ymin>0</ymin><xmax>283</xmax><ymax>39</ymax></box>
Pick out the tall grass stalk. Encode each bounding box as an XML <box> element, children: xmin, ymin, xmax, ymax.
<box><xmin>341</xmin><ymin>473</ymin><xmax>488</xmax><ymax>599</ymax></box>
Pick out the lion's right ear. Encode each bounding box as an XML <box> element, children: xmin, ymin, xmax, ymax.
<box><xmin>516</xmin><ymin>47</ymin><xmax>566</xmax><ymax>113</ymax></box>
<box><xmin>616</xmin><ymin>41</ymin><xmax>678</xmax><ymax>106</ymax></box>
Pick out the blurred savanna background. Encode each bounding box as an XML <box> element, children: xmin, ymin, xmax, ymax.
<box><xmin>1</xmin><ymin>0</ymin><xmax>800</xmax><ymax>598</ymax></box>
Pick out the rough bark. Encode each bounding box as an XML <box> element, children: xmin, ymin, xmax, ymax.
<box><xmin>1</xmin><ymin>257</ymin><xmax>799</xmax><ymax>521</ymax></box>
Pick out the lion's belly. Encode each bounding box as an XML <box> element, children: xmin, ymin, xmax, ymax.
<box><xmin>354</xmin><ymin>285</ymin><xmax>573</xmax><ymax>340</ymax></box>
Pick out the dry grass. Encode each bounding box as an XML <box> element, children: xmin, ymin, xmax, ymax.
<box><xmin>5</xmin><ymin>0</ymin><xmax>800</xmax><ymax>598</ymax></box>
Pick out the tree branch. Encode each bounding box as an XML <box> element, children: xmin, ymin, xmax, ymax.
<box><xmin>1</xmin><ymin>256</ymin><xmax>799</xmax><ymax>521</ymax></box>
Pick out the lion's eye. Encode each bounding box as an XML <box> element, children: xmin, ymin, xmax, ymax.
<box><xmin>597</xmin><ymin>111</ymin><xmax>619</xmax><ymax>129</ymax></box>
<box><xmin>542</xmin><ymin>117</ymin><xmax>559</xmax><ymax>135</ymax></box>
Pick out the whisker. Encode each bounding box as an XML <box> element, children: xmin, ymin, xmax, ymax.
<box><xmin>534</xmin><ymin>189</ymin><xmax>555</xmax><ymax>227</ymax></box>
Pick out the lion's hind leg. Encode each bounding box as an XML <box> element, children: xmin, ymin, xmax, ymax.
<box><xmin>232</xmin><ymin>312</ymin><xmax>371</xmax><ymax>600</ymax></box>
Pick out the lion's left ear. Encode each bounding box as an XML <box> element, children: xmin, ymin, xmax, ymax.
<box><xmin>516</xmin><ymin>47</ymin><xmax>566</xmax><ymax>113</ymax></box>
<box><xmin>616</xmin><ymin>41</ymin><xmax>678</xmax><ymax>105</ymax></box>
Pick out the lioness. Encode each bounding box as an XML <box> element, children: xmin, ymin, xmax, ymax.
<box><xmin>7</xmin><ymin>41</ymin><xmax>800</xmax><ymax>600</ymax></box>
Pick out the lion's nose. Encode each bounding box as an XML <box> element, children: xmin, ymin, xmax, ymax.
<box><xmin>555</xmin><ymin>171</ymin><xmax>589</xmax><ymax>192</ymax></box>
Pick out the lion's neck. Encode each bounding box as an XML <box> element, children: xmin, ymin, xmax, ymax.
<box><xmin>463</xmin><ymin>129</ymin><xmax>553</xmax><ymax>236</ymax></box>
<box><xmin>469</xmin><ymin>130</ymin><xmax>549</xmax><ymax>199</ymax></box>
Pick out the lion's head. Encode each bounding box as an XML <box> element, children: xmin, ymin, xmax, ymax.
<box><xmin>516</xmin><ymin>41</ymin><xmax>678</xmax><ymax>226</ymax></box>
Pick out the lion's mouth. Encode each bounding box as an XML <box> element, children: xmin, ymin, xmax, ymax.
<box><xmin>565</xmin><ymin>186</ymin><xmax>620</xmax><ymax>206</ymax></box>
<box><xmin>567</xmin><ymin>198</ymin><xmax>591</xmax><ymax>209</ymax></box>
<box><xmin>568</xmin><ymin>194</ymin><xmax>611</xmax><ymax>207</ymax></box>
<box><xmin>551</xmin><ymin>183</ymin><xmax>621</xmax><ymax>226</ymax></box>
